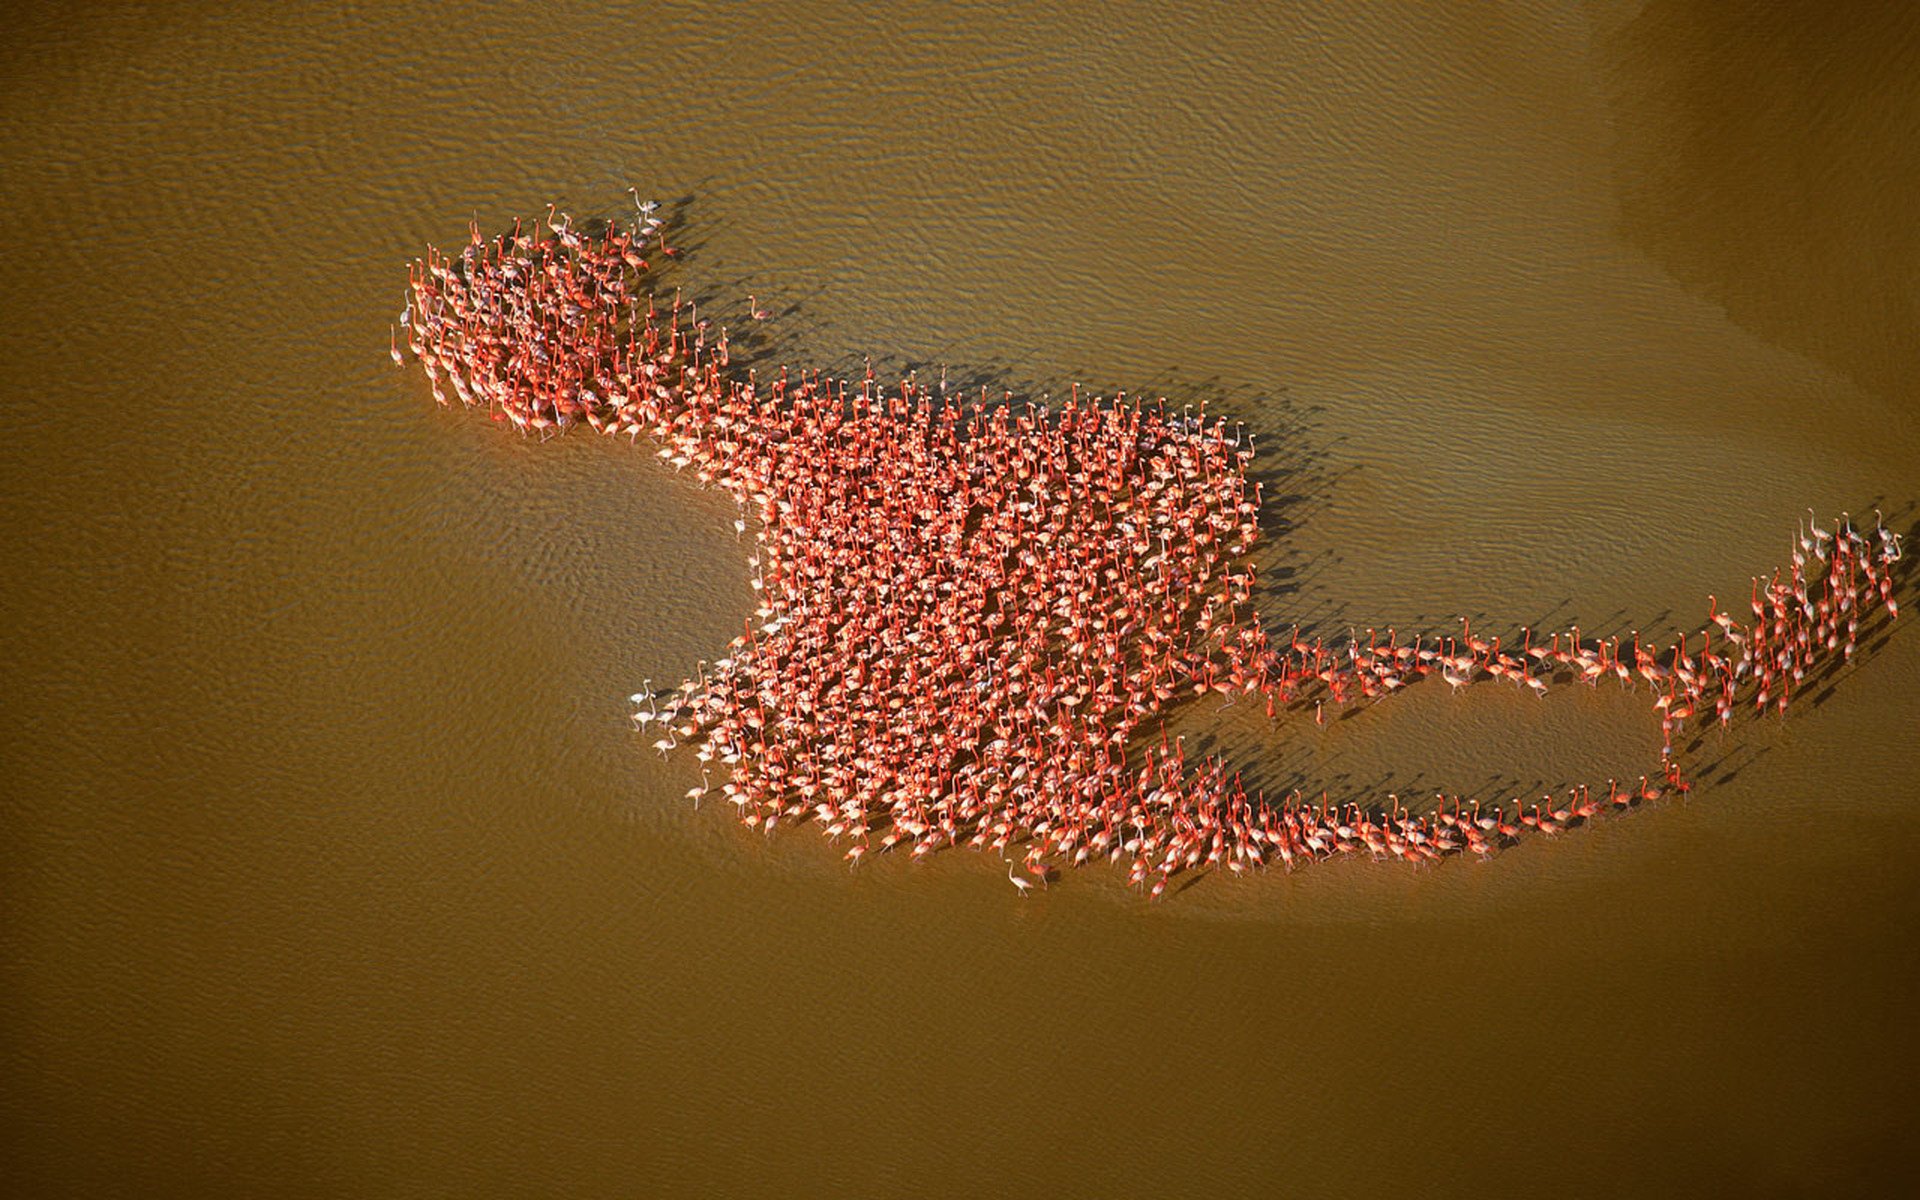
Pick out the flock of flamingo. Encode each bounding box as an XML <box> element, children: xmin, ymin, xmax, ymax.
<box><xmin>394</xmin><ymin>200</ymin><xmax>1905</xmax><ymax>896</ymax></box>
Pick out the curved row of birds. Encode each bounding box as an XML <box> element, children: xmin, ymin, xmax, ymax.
<box><xmin>395</xmin><ymin>201</ymin><xmax>1904</xmax><ymax>896</ymax></box>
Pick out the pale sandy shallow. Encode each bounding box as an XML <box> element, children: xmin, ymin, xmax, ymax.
<box><xmin>3</xmin><ymin>2</ymin><xmax>1917</xmax><ymax>1196</ymax></box>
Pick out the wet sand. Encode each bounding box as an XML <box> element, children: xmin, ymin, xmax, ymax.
<box><xmin>3</xmin><ymin>2</ymin><xmax>1918</xmax><ymax>1196</ymax></box>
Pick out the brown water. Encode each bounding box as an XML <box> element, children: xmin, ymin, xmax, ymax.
<box><xmin>4</xmin><ymin>3</ymin><xmax>1918</xmax><ymax>1195</ymax></box>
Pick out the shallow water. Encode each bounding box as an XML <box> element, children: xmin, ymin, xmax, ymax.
<box><xmin>4</xmin><ymin>2</ymin><xmax>1918</xmax><ymax>1195</ymax></box>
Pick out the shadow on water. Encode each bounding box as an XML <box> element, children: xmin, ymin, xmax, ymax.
<box><xmin>1603</xmin><ymin>0</ymin><xmax>1920</xmax><ymax>403</ymax></box>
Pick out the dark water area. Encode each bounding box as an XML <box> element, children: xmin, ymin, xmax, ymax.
<box><xmin>3</xmin><ymin>3</ymin><xmax>1918</xmax><ymax>1195</ymax></box>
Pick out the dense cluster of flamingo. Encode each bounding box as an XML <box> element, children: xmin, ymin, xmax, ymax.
<box><xmin>395</xmin><ymin>202</ymin><xmax>1904</xmax><ymax>895</ymax></box>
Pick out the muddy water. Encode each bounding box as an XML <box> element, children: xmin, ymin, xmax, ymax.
<box><xmin>4</xmin><ymin>2</ymin><xmax>1918</xmax><ymax>1195</ymax></box>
